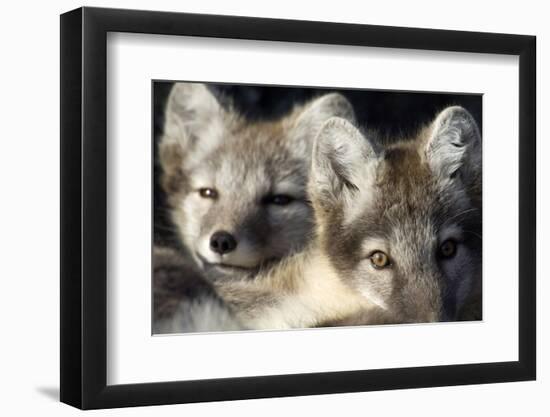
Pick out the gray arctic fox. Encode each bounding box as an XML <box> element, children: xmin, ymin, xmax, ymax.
<box><xmin>154</xmin><ymin>83</ymin><xmax>355</xmax><ymax>332</ymax></box>
<box><xmin>158</xmin><ymin>82</ymin><xmax>355</xmax><ymax>277</ymax></box>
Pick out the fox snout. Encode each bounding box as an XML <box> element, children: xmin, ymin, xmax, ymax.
<box><xmin>197</xmin><ymin>228</ymin><xmax>264</xmax><ymax>270</ymax></box>
<box><xmin>210</xmin><ymin>231</ymin><xmax>237</xmax><ymax>255</ymax></box>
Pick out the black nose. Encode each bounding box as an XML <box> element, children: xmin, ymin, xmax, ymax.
<box><xmin>209</xmin><ymin>231</ymin><xmax>237</xmax><ymax>255</ymax></box>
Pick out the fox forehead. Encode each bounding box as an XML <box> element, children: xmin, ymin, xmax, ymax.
<box><xmin>218</xmin><ymin>110</ymin><xmax>299</xmax><ymax>147</ymax></box>
<box><xmin>374</xmin><ymin>144</ymin><xmax>472</xmax><ymax>221</ymax></box>
<box><xmin>190</xmin><ymin>140</ymin><xmax>308</xmax><ymax>194</ymax></box>
<box><xmin>327</xmin><ymin>142</ymin><xmax>476</xmax><ymax>263</ymax></box>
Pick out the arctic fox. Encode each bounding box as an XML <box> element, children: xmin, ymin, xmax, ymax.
<box><xmin>154</xmin><ymin>83</ymin><xmax>355</xmax><ymax>332</ymax></box>
<box><xmin>158</xmin><ymin>82</ymin><xmax>355</xmax><ymax>278</ymax></box>
<box><xmin>210</xmin><ymin>106</ymin><xmax>482</xmax><ymax>329</ymax></box>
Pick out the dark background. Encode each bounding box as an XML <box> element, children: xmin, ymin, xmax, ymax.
<box><xmin>153</xmin><ymin>82</ymin><xmax>482</xmax><ymax>246</ymax></box>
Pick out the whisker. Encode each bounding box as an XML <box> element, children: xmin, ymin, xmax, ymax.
<box><xmin>442</xmin><ymin>208</ymin><xmax>479</xmax><ymax>226</ymax></box>
<box><xmin>463</xmin><ymin>230</ymin><xmax>482</xmax><ymax>240</ymax></box>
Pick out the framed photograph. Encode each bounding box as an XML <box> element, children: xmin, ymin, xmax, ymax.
<box><xmin>60</xmin><ymin>6</ymin><xmax>536</xmax><ymax>409</ymax></box>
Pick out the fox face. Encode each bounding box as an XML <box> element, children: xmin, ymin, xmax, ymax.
<box><xmin>159</xmin><ymin>83</ymin><xmax>354</xmax><ymax>276</ymax></box>
<box><xmin>311</xmin><ymin>106</ymin><xmax>482</xmax><ymax>322</ymax></box>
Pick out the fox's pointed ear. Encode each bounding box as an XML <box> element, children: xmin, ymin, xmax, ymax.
<box><xmin>159</xmin><ymin>83</ymin><xmax>225</xmax><ymax>191</ymax></box>
<box><xmin>290</xmin><ymin>93</ymin><xmax>355</xmax><ymax>157</ymax></box>
<box><xmin>426</xmin><ymin>106</ymin><xmax>481</xmax><ymax>182</ymax></box>
<box><xmin>310</xmin><ymin>117</ymin><xmax>376</xmax><ymax>214</ymax></box>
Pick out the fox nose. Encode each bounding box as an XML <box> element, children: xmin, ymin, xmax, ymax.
<box><xmin>210</xmin><ymin>231</ymin><xmax>237</xmax><ymax>255</ymax></box>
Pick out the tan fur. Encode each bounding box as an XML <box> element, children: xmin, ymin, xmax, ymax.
<box><xmin>215</xmin><ymin>246</ymin><xmax>388</xmax><ymax>329</ymax></box>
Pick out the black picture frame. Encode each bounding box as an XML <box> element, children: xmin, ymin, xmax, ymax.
<box><xmin>60</xmin><ymin>6</ymin><xmax>536</xmax><ymax>410</ymax></box>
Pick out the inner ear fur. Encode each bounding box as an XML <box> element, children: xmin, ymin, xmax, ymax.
<box><xmin>425</xmin><ymin>106</ymin><xmax>481</xmax><ymax>181</ymax></box>
<box><xmin>310</xmin><ymin>117</ymin><xmax>376</xmax><ymax>214</ymax></box>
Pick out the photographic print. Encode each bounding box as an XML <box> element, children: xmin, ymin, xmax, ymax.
<box><xmin>61</xmin><ymin>8</ymin><xmax>536</xmax><ymax>408</ymax></box>
<box><xmin>152</xmin><ymin>82</ymin><xmax>482</xmax><ymax>334</ymax></box>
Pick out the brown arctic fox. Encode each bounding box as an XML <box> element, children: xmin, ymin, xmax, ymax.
<box><xmin>210</xmin><ymin>106</ymin><xmax>482</xmax><ymax>329</ymax></box>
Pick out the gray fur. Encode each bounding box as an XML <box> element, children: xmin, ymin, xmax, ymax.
<box><xmin>154</xmin><ymin>296</ymin><xmax>245</xmax><ymax>334</ymax></box>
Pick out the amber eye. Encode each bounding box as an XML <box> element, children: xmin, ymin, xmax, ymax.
<box><xmin>263</xmin><ymin>194</ymin><xmax>294</xmax><ymax>206</ymax></box>
<box><xmin>370</xmin><ymin>251</ymin><xmax>391</xmax><ymax>269</ymax></box>
<box><xmin>439</xmin><ymin>239</ymin><xmax>457</xmax><ymax>258</ymax></box>
<box><xmin>198</xmin><ymin>188</ymin><xmax>218</xmax><ymax>199</ymax></box>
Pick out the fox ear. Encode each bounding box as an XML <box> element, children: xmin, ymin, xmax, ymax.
<box><xmin>310</xmin><ymin>117</ymin><xmax>376</xmax><ymax>214</ymax></box>
<box><xmin>159</xmin><ymin>83</ymin><xmax>225</xmax><ymax>191</ymax></box>
<box><xmin>290</xmin><ymin>93</ymin><xmax>355</xmax><ymax>157</ymax></box>
<box><xmin>426</xmin><ymin>106</ymin><xmax>481</xmax><ymax>182</ymax></box>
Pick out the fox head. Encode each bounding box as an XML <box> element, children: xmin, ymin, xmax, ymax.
<box><xmin>159</xmin><ymin>82</ymin><xmax>355</xmax><ymax>276</ymax></box>
<box><xmin>311</xmin><ymin>106</ymin><xmax>482</xmax><ymax>322</ymax></box>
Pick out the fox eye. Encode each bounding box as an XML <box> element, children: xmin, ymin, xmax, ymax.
<box><xmin>439</xmin><ymin>239</ymin><xmax>457</xmax><ymax>258</ymax></box>
<box><xmin>263</xmin><ymin>194</ymin><xmax>294</xmax><ymax>206</ymax></box>
<box><xmin>198</xmin><ymin>188</ymin><xmax>218</xmax><ymax>199</ymax></box>
<box><xmin>370</xmin><ymin>251</ymin><xmax>391</xmax><ymax>269</ymax></box>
